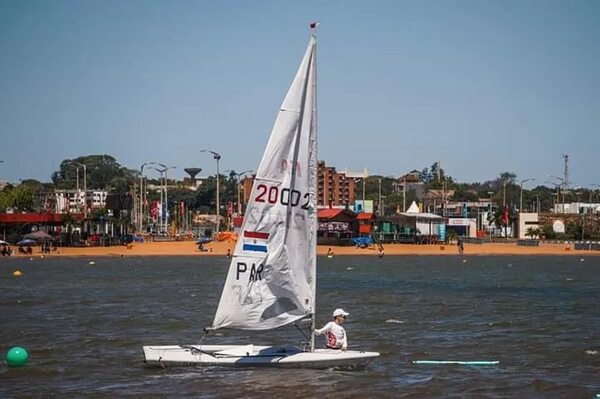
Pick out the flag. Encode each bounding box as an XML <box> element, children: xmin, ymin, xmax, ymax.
<box><xmin>151</xmin><ymin>201</ymin><xmax>159</xmax><ymax>219</ymax></box>
<box><xmin>501</xmin><ymin>206</ymin><xmax>509</xmax><ymax>226</ymax></box>
<box><xmin>242</xmin><ymin>231</ymin><xmax>269</xmax><ymax>253</ymax></box>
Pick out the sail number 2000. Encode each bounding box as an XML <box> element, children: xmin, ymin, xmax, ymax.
<box><xmin>255</xmin><ymin>184</ymin><xmax>309</xmax><ymax>209</ymax></box>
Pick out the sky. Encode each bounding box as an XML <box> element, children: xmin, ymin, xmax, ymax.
<box><xmin>1</xmin><ymin>0</ymin><xmax>599</xmax><ymax>188</ymax></box>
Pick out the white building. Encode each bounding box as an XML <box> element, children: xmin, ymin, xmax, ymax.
<box><xmin>553</xmin><ymin>202</ymin><xmax>600</xmax><ymax>214</ymax></box>
<box><xmin>55</xmin><ymin>190</ymin><xmax>107</xmax><ymax>213</ymax></box>
<box><xmin>518</xmin><ymin>213</ymin><xmax>540</xmax><ymax>239</ymax></box>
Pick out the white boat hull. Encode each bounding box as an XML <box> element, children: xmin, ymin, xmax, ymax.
<box><xmin>143</xmin><ymin>344</ymin><xmax>379</xmax><ymax>369</ymax></box>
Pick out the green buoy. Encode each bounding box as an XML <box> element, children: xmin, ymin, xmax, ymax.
<box><xmin>6</xmin><ymin>346</ymin><xmax>29</xmax><ymax>367</ymax></box>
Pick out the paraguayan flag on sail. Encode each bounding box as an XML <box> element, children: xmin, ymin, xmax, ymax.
<box><xmin>242</xmin><ymin>231</ymin><xmax>269</xmax><ymax>253</ymax></box>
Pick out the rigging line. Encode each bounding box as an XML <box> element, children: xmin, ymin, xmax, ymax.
<box><xmin>196</xmin><ymin>327</ymin><xmax>210</xmax><ymax>345</ymax></box>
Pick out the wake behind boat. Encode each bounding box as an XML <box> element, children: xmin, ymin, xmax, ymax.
<box><xmin>143</xmin><ymin>24</ymin><xmax>379</xmax><ymax>370</ymax></box>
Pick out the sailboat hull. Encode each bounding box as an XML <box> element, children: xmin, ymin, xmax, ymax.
<box><xmin>143</xmin><ymin>345</ymin><xmax>380</xmax><ymax>369</ymax></box>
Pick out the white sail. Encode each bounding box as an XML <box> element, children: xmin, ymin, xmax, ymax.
<box><xmin>211</xmin><ymin>35</ymin><xmax>318</xmax><ymax>331</ymax></box>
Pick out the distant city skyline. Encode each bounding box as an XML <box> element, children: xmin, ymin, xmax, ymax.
<box><xmin>1</xmin><ymin>1</ymin><xmax>599</xmax><ymax>186</ymax></box>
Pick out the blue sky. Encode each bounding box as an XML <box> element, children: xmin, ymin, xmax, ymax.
<box><xmin>1</xmin><ymin>0</ymin><xmax>599</xmax><ymax>187</ymax></box>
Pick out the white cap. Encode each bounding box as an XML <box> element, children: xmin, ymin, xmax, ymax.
<box><xmin>332</xmin><ymin>308</ymin><xmax>349</xmax><ymax>317</ymax></box>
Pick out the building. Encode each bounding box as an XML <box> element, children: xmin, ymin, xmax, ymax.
<box><xmin>318</xmin><ymin>161</ymin><xmax>355</xmax><ymax>207</ymax></box>
<box><xmin>518</xmin><ymin>212</ymin><xmax>540</xmax><ymax>239</ymax></box>
<box><xmin>393</xmin><ymin>170</ymin><xmax>425</xmax><ymax>200</ymax></box>
<box><xmin>552</xmin><ymin>202</ymin><xmax>600</xmax><ymax>214</ymax></box>
<box><xmin>55</xmin><ymin>190</ymin><xmax>107</xmax><ymax>213</ymax></box>
<box><xmin>422</xmin><ymin>189</ymin><xmax>455</xmax><ymax>213</ymax></box>
<box><xmin>317</xmin><ymin>208</ymin><xmax>356</xmax><ymax>245</ymax></box>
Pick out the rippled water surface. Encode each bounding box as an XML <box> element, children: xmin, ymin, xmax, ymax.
<box><xmin>1</xmin><ymin>255</ymin><xmax>599</xmax><ymax>398</ymax></box>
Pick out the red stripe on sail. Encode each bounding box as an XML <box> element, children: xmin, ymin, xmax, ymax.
<box><xmin>244</xmin><ymin>231</ymin><xmax>269</xmax><ymax>239</ymax></box>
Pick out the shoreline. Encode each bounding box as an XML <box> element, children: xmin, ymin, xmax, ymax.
<box><xmin>3</xmin><ymin>240</ymin><xmax>599</xmax><ymax>257</ymax></box>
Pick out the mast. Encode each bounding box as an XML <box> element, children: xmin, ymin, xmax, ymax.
<box><xmin>309</xmin><ymin>21</ymin><xmax>318</xmax><ymax>353</ymax></box>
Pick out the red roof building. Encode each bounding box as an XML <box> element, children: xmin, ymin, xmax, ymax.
<box><xmin>0</xmin><ymin>213</ymin><xmax>84</xmax><ymax>224</ymax></box>
<box><xmin>317</xmin><ymin>208</ymin><xmax>356</xmax><ymax>246</ymax></box>
<box><xmin>317</xmin><ymin>208</ymin><xmax>345</xmax><ymax>219</ymax></box>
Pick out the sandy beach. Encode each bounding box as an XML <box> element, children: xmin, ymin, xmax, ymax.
<box><xmin>5</xmin><ymin>240</ymin><xmax>598</xmax><ymax>257</ymax></box>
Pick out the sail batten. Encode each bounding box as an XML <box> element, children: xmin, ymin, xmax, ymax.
<box><xmin>211</xmin><ymin>35</ymin><xmax>317</xmax><ymax>331</ymax></box>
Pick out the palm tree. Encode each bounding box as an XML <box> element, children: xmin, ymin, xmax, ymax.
<box><xmin>525</xmin><ymin>227</ymin><xmax>540</xmax><ymax>239</ymax></box>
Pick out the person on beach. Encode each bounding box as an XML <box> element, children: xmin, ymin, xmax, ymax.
<box><xmin>313</xmin><ymin>308</ymin><xmax>349</xmax><ymax>351</ymax></box>
<box><xmin>457</xmin><ymin>239</ymin><xmax>464</xmax><ymax>255</ymax></box>
<box><xmin>226</xmin><ymin>249</ymin><xmax>231</xmax><ymax>258</ymax></box>
<box><xmin>327</xmin><ymin>248</ymin><xmax>333</xmax><ymax>256</ymax></box>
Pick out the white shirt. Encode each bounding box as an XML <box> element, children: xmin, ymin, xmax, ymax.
<box><xmin>314</xmin><ymin>321</ymin><xmax>347</xmax><ymax>350</ymax></box>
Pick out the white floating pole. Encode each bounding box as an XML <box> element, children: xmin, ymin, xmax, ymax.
<box><xmin>412</xmin><ymin>360</ymin><xmax>499</xmax><ymax>365</ymax></box>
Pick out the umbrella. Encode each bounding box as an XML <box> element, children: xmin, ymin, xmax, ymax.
<box><xmin>17</xmin><ymin>239</ymin><xmax>37</xmax><ymax>246</ymax></box>
<box><xmin>0</xmin><ymin>240</ymin><xmax>8</xmax><ymax>245</ymax></box>
<box><xmin>24</xmin><ymin>231</ymin><xmax>53</xmax><ymax>241</ymax></box>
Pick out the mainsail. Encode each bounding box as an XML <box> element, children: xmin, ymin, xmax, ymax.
<box><xmin>211</xmin><ymin>34</ymin><xmax>318</xmax><ymax>331</ymax></box>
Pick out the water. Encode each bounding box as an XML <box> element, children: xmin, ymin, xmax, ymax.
<box><xmin>1</xmin><ymin>255</ymin><xmax>599</xmax><ymax>398</ymax></box>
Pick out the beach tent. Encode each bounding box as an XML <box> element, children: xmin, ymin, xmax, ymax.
<box><xmin>24</xmin><ymin>230</ymin><xmax>53</xmax><ymax>241</ymax></box>
<box><xmin>400</xmin><ymin>201</ymin><xmax>442</xmax><ymax>236</ymax></box>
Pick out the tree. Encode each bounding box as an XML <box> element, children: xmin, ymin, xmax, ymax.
<box><xmin>499</xmin><ymin>172</ymin><xmax>517</xmax><ymax>185</ymax></box>
<box><xmin>452</xmin><ymin>183</ymin><xmax>479</xmax><ymax>201</ymax></box>
<box><xmin>10</xmin><ymin>184</ymin><xmax>35</xmax><ymax>211</ymax></box>
<box><xmin>51</xmin><ymin>155</ymin><xmax>136</xmax><ymax>190</ymax></box>
<box><xmin>419</xmin><ymin>162</ymin><xmax>449</xmax><ymax>186</ymax></box>
<box><xmin>483</xmin><ymin>172</ymin><xmax>517</xmax><ymax>192</ymax></box>
<box><xmin>525</xmin><ymin>227</ymin><xmax>540</xmax><ymax>239</ymax></box>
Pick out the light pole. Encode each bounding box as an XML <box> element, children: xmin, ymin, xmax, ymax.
<box><xmin>402</xmin><ymin>177</ymin><xmax>406</xmax><ymax>212</ymax></box>
<box><xmin>352</xmin><ymin>178</ymin><xmax>364</xmax><ymax>212</ymax></box>
<box><xmin>362</xmin><ymin>179</ymin><xmax>366</xmax><ymax>206</ymax></box>
<box><xmin>576</xmin><ymin>190</ymin><xmax>584</xmax><ymax>240</ymax></box>
<box><xmin>487</xmin><ymin>191</ymin><xmax>494</xmax><ymax>238</ymax></box>
<box><xmin>148</xmin><ymin>162</ymin><xmax>176</xmax><ymax>234</ymax></box>
<box><xmin>148</xmin><ymin>167</ymin><xmax>164</xmax><ymax>233</ymax></box>
<box><xmin>442</xmin><ymin>177</ymin><xmax>447</xmax><ymax>217</ymax></box>
<box><xmin>72</xmin><ymin>162</ymin><xmax>87</xmax><ymax>216</ymax></box>
<box><xmin>201</xmin><ymin>150</ymin><xmax>221</xmax><ymax>236</ymax></box>
<box><xmin>226</xmin><ymin>170</ymin><xmax>253</xmax><ymax>215</ymax></box>
<box><xmin>139</xmin><ymin>162</ymin><xmax>150</xmax><ymax>233</ymax></box>
<box><xmin>545</xmin><ymin>181</ymin><xmax>559</xmax><ymax>213</ymax></box>
<box><xmin>378</xmin><ymin>178</ymin><xmax>382</xmax><ymax>217</ymax></box>
<box><xmin>549</xmin><ymin>175</ymin><xmax>566</xmax><ymax>213</ymax></box>
<box><xmin>155</xmin><ymin>163</ymin><xmax>176</xmax><ymax>235</ymax></box>
<box><xmin>519</xmin><ymin>178</ymin><xmax>535</xmax><ymax>213</ymax></box>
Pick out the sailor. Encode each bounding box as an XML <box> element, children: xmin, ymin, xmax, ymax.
<box><xmin>314</xmin><ymin>308</ymin><xmax>349</xmax><ymax>351</ymax></box>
